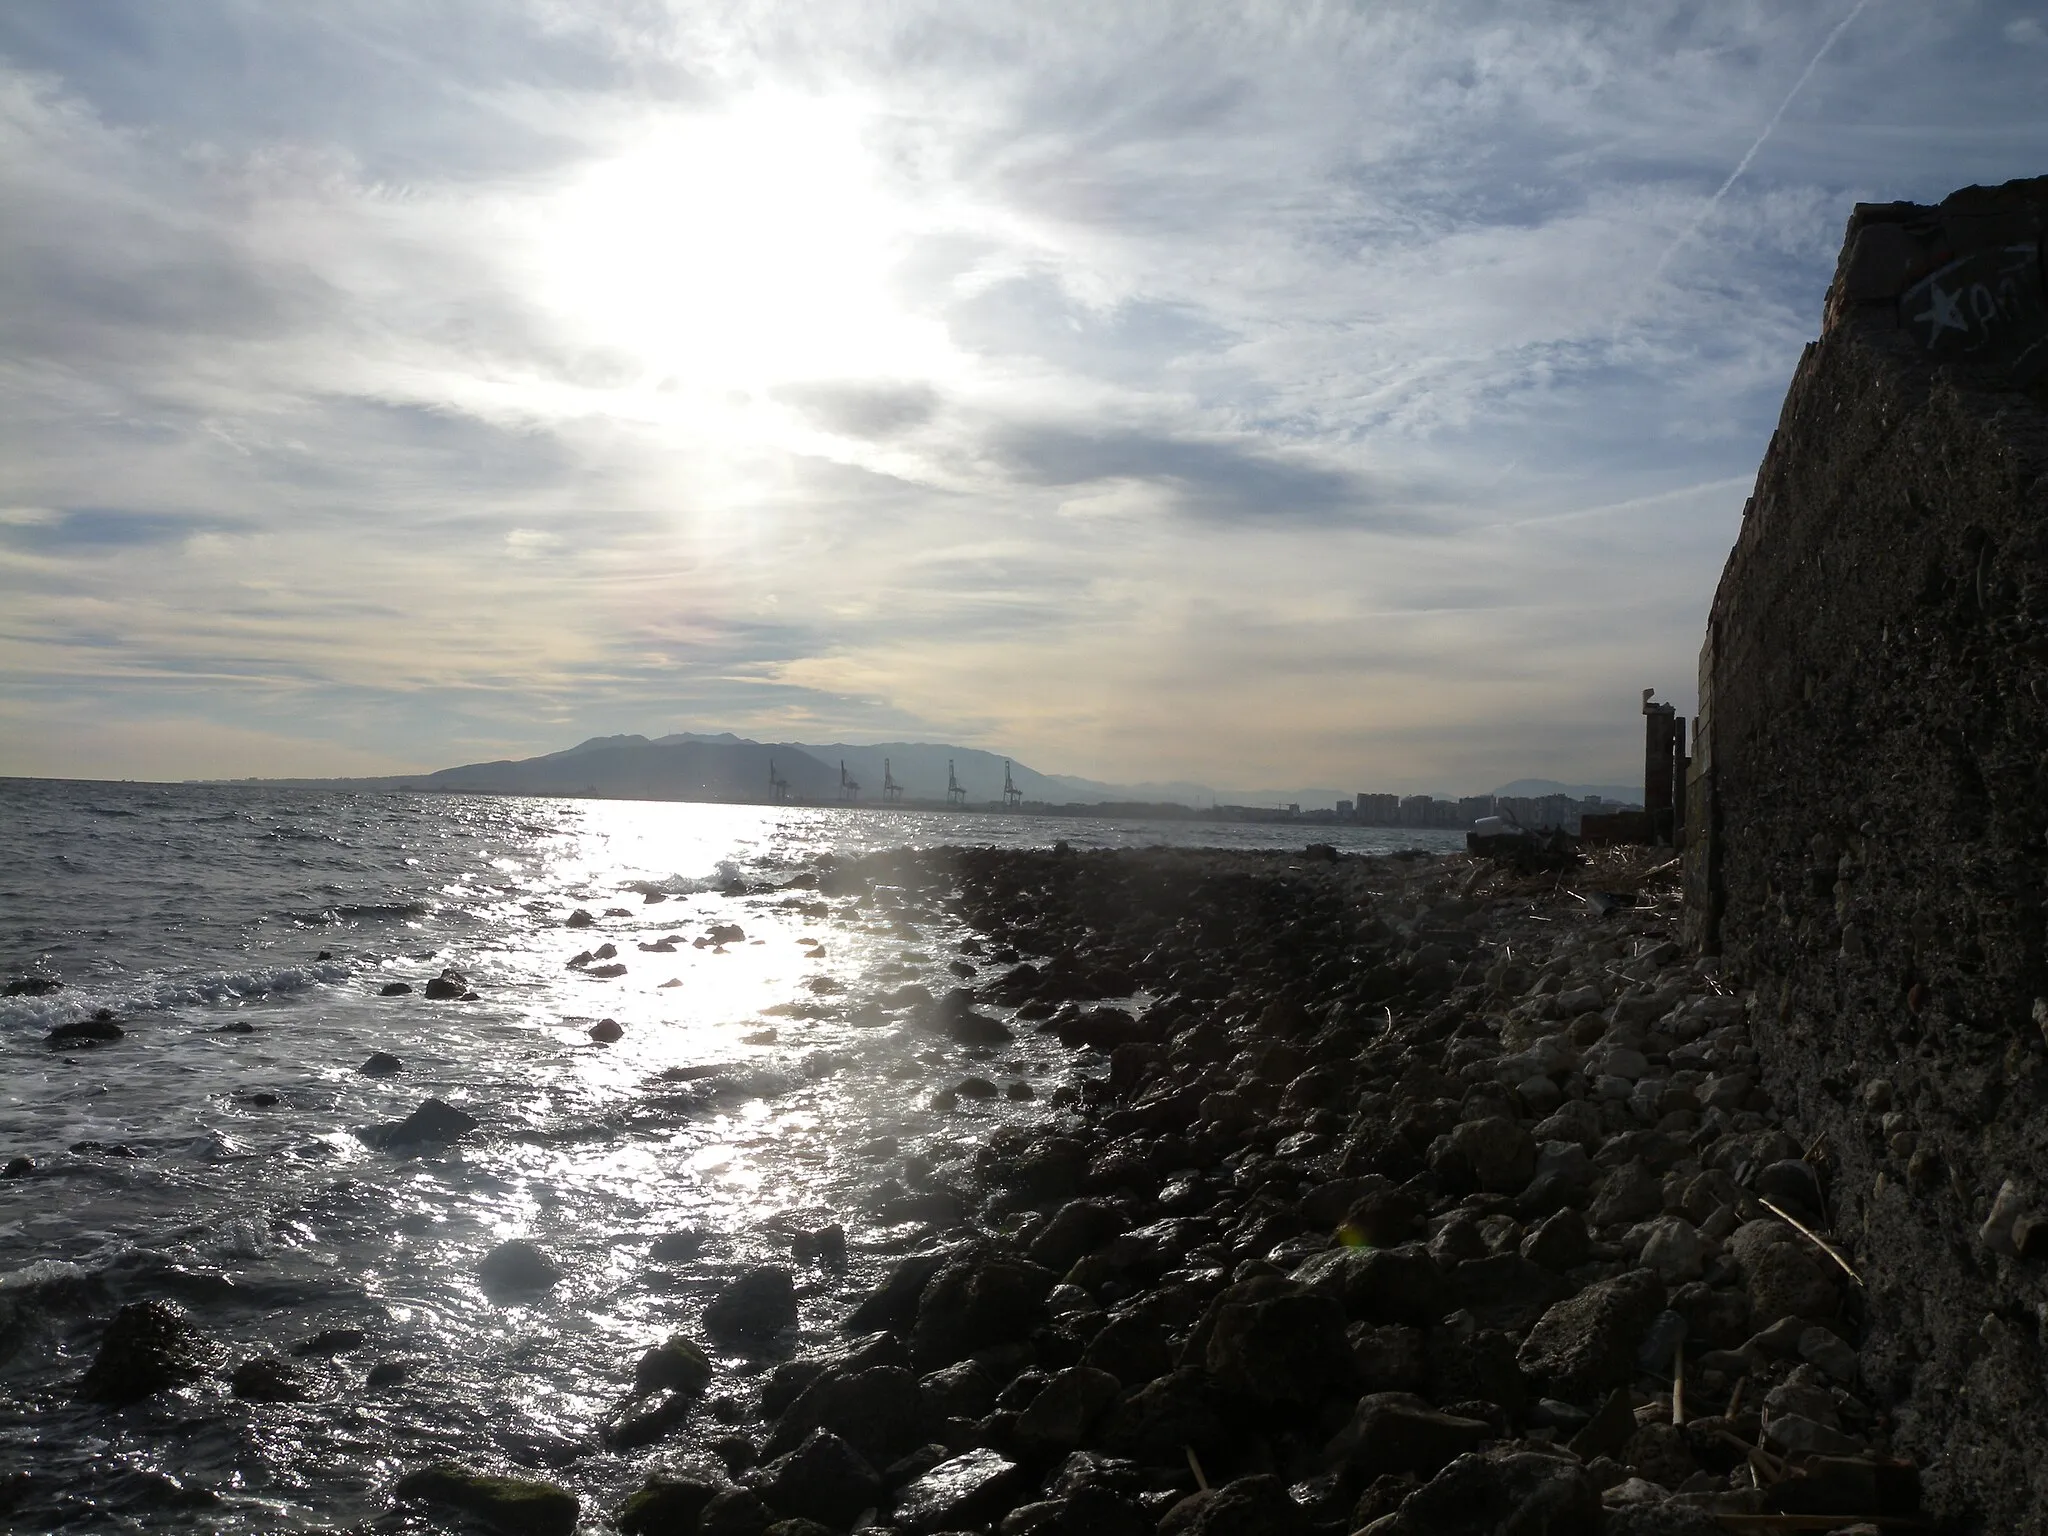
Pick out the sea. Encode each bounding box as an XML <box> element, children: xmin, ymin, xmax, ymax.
<box><xmin>0</xmin><ymin>778</ymin><xmax>1464</xmax><ymax>1531</ymax></box>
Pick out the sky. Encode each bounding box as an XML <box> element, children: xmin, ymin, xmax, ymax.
<box><xmin>1</xmin><ymin>2</ymin><xmax>2044</xmax><ymax>795</ymax></box>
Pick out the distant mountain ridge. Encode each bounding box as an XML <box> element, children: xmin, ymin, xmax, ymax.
<box><xmin>238</xmin><ymin>730</ymin><xmax>1639</xmax><ymax>810</ymax></box>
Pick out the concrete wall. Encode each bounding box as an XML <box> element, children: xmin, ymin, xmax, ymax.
<box><xmin>1691</xmin><ymin>177</ymin><xmax>2048</xmax><ymax>1531</ymax></box>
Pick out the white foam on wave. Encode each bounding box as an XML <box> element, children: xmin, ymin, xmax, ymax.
<box><xmin>0</xmin><ymin>960</ymin><xmax>354</xmax><ymax>1031</ymax></box>
<box><xmin>0</xmin><ymin>1258</ymin><xmax>91</xmax><ymax>1294</ymax></box>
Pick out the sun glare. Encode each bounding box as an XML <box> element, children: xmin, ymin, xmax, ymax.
<box><xmin>536</xmin><ymin>94</ymin><xmax>948</xmax><ymax>398</ymax></box>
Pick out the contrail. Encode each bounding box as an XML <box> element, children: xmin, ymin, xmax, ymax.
<box><xmin>1651</xmin><ymin>0</ymin><xmax>1874</xmax><ymax>280</ymax></box>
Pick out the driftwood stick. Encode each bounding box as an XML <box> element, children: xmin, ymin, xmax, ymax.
<box><xmin>1757</xmin><ymin>1196</ymin><xmax>1864</xmax><ymax>1287</ymax></box>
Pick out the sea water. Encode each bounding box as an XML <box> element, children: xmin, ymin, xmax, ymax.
<box><xmin>0</xmin><ymin>779</ymin><xmax>1460</xmax><ymax>1530</ymax></box>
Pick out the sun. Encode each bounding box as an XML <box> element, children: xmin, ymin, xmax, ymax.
<box><xmin>534</xmin><ymin>92</ymin><xmax>948</xmax><ymax>395</ymax></box>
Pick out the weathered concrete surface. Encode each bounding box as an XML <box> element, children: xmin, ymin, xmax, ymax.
<box><xmin>1693</xmin><ymin>176</ymin><xmax>2048</xmax><ymax>1533</ymax></box>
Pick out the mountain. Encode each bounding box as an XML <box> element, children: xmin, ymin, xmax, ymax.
<box><xmin>412</xmin><ymin>735</ymin><xmax>840</xmax><ymax>802</ymax></box>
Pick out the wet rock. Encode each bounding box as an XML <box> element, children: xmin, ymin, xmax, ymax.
<box><xmin>1291</xmin><ymin>1243</ymin><xmax>1440</xmax><ymax>1324</ymax></box>
<box><xmin>77</xmin><ymin>1301</ymin><xmax>212</xmax><ymax>1404</ymax></box>
<box><xmin>423</xmin><ymin>972</ymin><xmax>467</xmax><ymax>1000</ymax></box>
<box><xmin>3</xmin><ymin>975</ymin><xmax>61</xmax><ymax>996</ymax></box>
<box><xmin>1447</xmin><ymin>1253</ymin><xmax>1571</xmax><ymax>1333</ymax></box>
<box><xmin>1083</xmin><ymin>1311</ymin><xmax>1174</xmax><ymax>1386</ymax></box>
<box><xmin>478</xmin><ymin>1240</ymin><xmax>563</xmax><ymax>1297</ymax></box>
<box><xmin>1013</xmin><ymin>1366</ymin><xmax>1121</xmax><ymax>1452</ymax></box>
<box><xmin>379</xmin><ymin>982</ymin><xmax>413</xmax><ymax>996</ymax></box>
<box><xmin>920</xmin><ymin>1358</ymin><xmax>1001</xmax><ymax>1422</ymax></box>
<box><xmin>615</xmin><ymin>1467</ymin><xmax>727</xmax><ymax>1535</ymax></box>
<box><xmin>364</xmin><ymin>1097</ymin><xmax>477</xmax><ymax>1149</ymax></box>
<box><xmin>649</xmin><ymin>1228</ymin><xmax>706</xmax><ymax>1263</ymax></box>
<box><xmin>791</xmin><ymin>1223</ymin><xmax>846</xmax><ymax>1266</ymax></box>
<box><xmin>565</xmin><ymin>909</ymin><xmax>595</xmax><ymax>927</ymax></box>
<box><xmin>1</xmin><ymin>1156</ymin><xmax>32</xmax><ymax>1179</ymax></box>
<box><xmin>365</xmin><ymin>1359</ymin><xmax>411</xmax><ymax>1389</ymax></box>
<box><xmin>1636</xmin><ymin>1216</ymin><xmax>1707</xmax><ymax>1283</ymax></box>
<box><xmin>1753</xmin><ymin>1159</ymin><xmax>1824</xmax><ymax>1225</ymax></box>
<box><xmin>292</xmin><ymin>1327</ymin><xmax>368</xmax><ymax>1357</ymax></box>
<box><xmin>45</xmin><ymin>1011</ymin><xmax>124</xmax><ymax>1047</ymax></box>
<box><xmin>588</xmin><ymin>1018</ymin><xmax>624</xmax><ymax>1043</ymax></box>
<box><xmin>893</xmin><ymin>1447</ymin><xmax>1024</xmax><ymax>1533</ymax></box>
<box><xmin>843</xmin><ymin>1248</ymin><xmax>957</xmax><ymax>1334</ymax></box>
<box><xmin>356</xmin><ymin>1051</ymin><xmax>403</xmax><ymax>1076</ymax></box>
<box><xmin>1735</xmin><ymin>1233</ymin><xmax>1837</xmax><ymax>1324</ymax></box>
<box><xmin>759</xmin><ymin>1428</ymin><xmax>882</xmax><ymax>1529</ymax></box>
<box><xmin>393</xmin><ymin>1462</ymin><xmax>579</xmax><ymax>1536</ymax></box>
<box><xmin>698</xmin><ymin>1485</ymin><xmax>774</xmax><ymax>1536</ymax></box>
<box><xmin>1160</xmin><ymin>1474</ymin><xmax>1314</xmax><ymax>1536</ymax></box>
<box><xmin>1099</xmin><ymin>1365</ymin><xmax>1229</xmax><ymax>1463</ymax></box>
<box><xmin>1347</xmin><ymin>1322</ymin><xmax>1427</xmax><ymax>1393</ymax></box>
<box><xmin>586</xmin><ymin>963</ymin><xmax>628</xmax><ymax>979</ymax></box>
<box><xmin>910</xmin><ymin>1252</ymin><xmax>1055</xmax><ymax>1367</ymax></box>
<box><xmin>1518</xmin><ymin>1269</ymin><xmax>1667</xmax><ymax>1399</ymax></box>
<box><xmin>1590</xmin><ymin>1160</ymin><xmax>1663</xmax><ymax>1226</ymax></box>
<box><xmin>231</xmin><ymin>1353</ymin><xmax>309</xmax><ymax>1402</ymax></box>
<box><xmin>705</xmin><ymin>1265</ymin><xmax>800</xmax><ymax>1340</ymax></box>
<box><xmin>635</xmin><ymin>1334</ymin><xmax>713</xmax><ymax>1396</ymax></box>
<box><xmin>1028</xmin><ymin>1199</ymin><xmax>1128</xmax><ymax>1273</ymax></box>
<box><xmin>767</xmin><ymin>1364</ymin><xmax>922</xmax><ymax>1465</ymax></box>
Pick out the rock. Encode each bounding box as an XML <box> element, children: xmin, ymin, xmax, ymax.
<box><xmin>586</xmin><ymin>963</ymin><xmax>628</xmax><ymax>979</ymax></box>
<box><xmin>1348</xmin><ymin>1323</ymin><xmax>1427</xmax><ymax>1393</ymax></box>
<box><xmin>1636</xmin><ymin>1217</ymin><xmax>1706</xmax><ymax>1283</ymax></box>
<box><xmin>565</xmin><ymin>909</ymin><xmax>595</xmax><ymax>927</ymax></box>
<box><xmin>1447</xmin><ymin>1253</ymin><xmax>1571</xmax><ymax>1333</ymax></box>
<box><xmin>231</xmin><ymin>1354</ymin><xmax>309</xmax><ymax>1402</ymax></box>
<box><xmin>607</xmin><ymin>1387</ymin><xmax>697</xmax><ymax>1450</ymax></box>
<box><xmin>791</xmin><ymin>1224</ymin><xmax>846</xmax><ymax>1265</ymax></box>
<box><xmin>650</xmin><ymin>1229</ymin><xmax>706</xmax><ymax>1262</ymax></box>
<box><xmin>1798</xmin><ymin>1325</ymin><xmax>1859</xmax><ymax>1382</ymax></box>
<box><xmin>1762</xmin><ymin>1413</ymin><xmax>1867</xmax><ymax>1458</ymax></box>
<box><xmin>393</xmin><ymin>1462</ymin><xmax>579</xmax><ymax>1536</ymax></box>
<box><xmin>1291</xmin><ymin>1243</ymin><xmax>1440</xmax><ymax>1324</ymax></box>
<box><xmin>588</xmin><ymin>1018</ymin><xmax>624</xmax><ymax>1043</ymax></box>
<box><xmin>1083</xmin><ymin>1312</ymin><xmax>1173</xmax><ymax>1386</ymax></box>
<box><xmin>356</xmin><ymin>1051</ymin><xmax>403</xmax><ymax>1076</ymax></box>
<box><xmin>920</xmin><ymin>1359</ymin><xmax>1001</xmax><ymax>1423</ymax></box>
<box><xmin>893</xmin><ymin>1447</ymin><xmax>1023</xmax><ymax>1532</ymax></box>
<box><xmin>635</xmin><ymin>1334</ymin><xmax>713</xmax><ymax>1396</ymax></box>
<box><xmin>1377</xmin><ymin>1449</ymin><xmax>1598</xmax><ymax>1536</ymax></box>
<box><xmin>1099</xmin><ymin>1366</ymin><xmax>1228</xmax><ymax>1463</ymax></box>
<box><xmin>1452</xmin><ymin>1116</ymin><xmax>1537</xmax><ymax>1193</ymax></box>
<box><xmin>292</xmin><ymin>1327</ymin><xmax>368</xmax><ymax>1357</ymax></box>
<box><xmin>768</xmin><ymin>1365</ymin><xmax>922</xmax><ymax>1465</ymax></box>
<box><xmin>1521</xmin><ymin>1208</ymin><xmax>1590</xmax><ymax>1272</ymax></box>
<box><xmin>843</xmin><ymin>1248</ymin><xmax>956</xmax><ymax>1335</ymax></box>
<box><xmin>1160</xmin><ymin>1474</ymin><xmax>1314</xmax><ymax>1536</ymax></box>
<box><xmin>1754</xmin><ymin>1159</ymin><xmax>1824</xmax><ymax>1225</ymax></box>
<box><xmin>910</xmin><ymin>1253</ymin><xmax>1055</xmax><ymax>1367</ymax></box>
<box><xmin>379</xmin><ymin>982</ymin><xmax>413</xmax><ymax>996</ymax></box>
<box><xmin>1028</xmin><ymin>1199</ymin><xmax>1128</xmax><ymax>1273</ymax></box>
<box><xmin>1</xmin><ymin>1156</ymin><xmax>33</xmax><ymax>1179</ymax></box>
<box><xmin>705</xmin><ymin>1266</ymin><xmax>800</xmax><ymax>1339</ymax></box>
<box><xmin>1327</xmin><ymin>1396</ymin><xmax>1492</xmax><ymax>1479</ymax></box>
<box><xmin>1742</xmin><ymin>1241</ymin><xmax>1837</xmax><ymax>1324</ymax></box>
<box><xmin>1013</xmin><ymin>1366</ymin><xmax>1122</xmax><ymax>1451</ymax></box>
<box><xmin>759</xmin><ymin>1428</ymin><xmax>882</xmax><ymax>1529</ymax></box>
<box><xmin>1590</xmin><ymin>1160</ymin><xmax>1663</xmax><ymax>1226</ymax></box>
<box><xmin>1205</xmin><ymin>1288</ymin><xmax>1353</xmax><ymax>1404</ymax></box>
<box><xmin>1518</xmin><ymin>1269</ymin><xmax>1667</xmax><ymax>1399</ymax></box>
<box><xmin>698</xmin><ymin>1486</ymin><xmax>774</xmax><ymax>1536</ymax></box>
<box><xmin>366</xmin><ymin>1097</ymin><xmax>477</xmax><ymax>1149</ymax></box>
<box><xmin>615</xmin><ymin>1468</ymin><xmax>726</xmax><ymax>1535</ymax></box>
<box><xmin>76</xmin><ymin>1300</ymin><xmax>211</xmax><ymax>1405</ymax></box>
<box><xmin>423</xmin><ymin>973</ymin><xmax>467</xmax><ymax>1000</ymax></box>
<box><xmin>46</xmin><ymin>1010</ymin><xmax>125</xmax><ymax>1046</ymax></box>
<box><xmin>3</xmin><ymin>975</ymin><xmax>60</xmax><ymax>996</ymax></box>
<box><xmin>478</xmin><ymin>1240</ymin><xmax>562</xmax><ymax>1297</ymax></box>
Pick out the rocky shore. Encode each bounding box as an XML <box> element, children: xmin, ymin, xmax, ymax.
<box><xmin>65</xmin><ymin>844</ymin><xmax>1916</xmax><ymax>1534</ymax></box>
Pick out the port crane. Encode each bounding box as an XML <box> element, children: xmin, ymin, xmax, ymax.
<box><xmin>945</xmin><ymin>760</ymin><xmax>966</xmax><ymax>807</ymax></box>
<box><xmin>767</xmin><ymin>759</ymin><xmax>789</xmax><ymax>803</ymax></box>
<box><xmin>839</xmin><ymin>760</ymin><xmax>861</xmax><ymax>803</ymax></box>
<box><xmin>882</xmin><ymin>758</ymin><xmax>902</xmax><ymax>803</ymax></box>
<box><xmin>1002</xmin><ymin>759</ymin><xmax>1023</xmax><ymax>809</ymax></box>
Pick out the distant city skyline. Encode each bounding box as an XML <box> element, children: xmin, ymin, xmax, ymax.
<box><xmin>2</xmin><ymin>4</ymin><xmax>2042</xmax><ymax>788</ymax></box>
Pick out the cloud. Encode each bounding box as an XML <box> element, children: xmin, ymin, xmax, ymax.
<box><xmin>0</xmin><ymin>3</ymin><xmax>2043</xmax><ymax>787</ymax></box>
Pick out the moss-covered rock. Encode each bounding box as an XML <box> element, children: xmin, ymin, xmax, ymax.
<box><xmin>393</xmin><ymin>1462</ymin><xmax>577</xmax><ymax>1536</ymax></box>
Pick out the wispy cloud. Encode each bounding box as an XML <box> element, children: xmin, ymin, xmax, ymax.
<box><xmin>1</xmin><ymin>1</ymin><xmax>2042</xmax><ymax>788</ymax></box>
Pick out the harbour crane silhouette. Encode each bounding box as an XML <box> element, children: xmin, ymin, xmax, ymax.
<box><xmin>945</xmin><ymin>759</ymin><xmax>966</xmax><ymax>807</ymax></box>
<box><xmin>839</xmin><ymin>760</ymin><xmax>860</xmax><ymax>803</ymax></box>
<box><xmin>1002</xmin><ymin>759</ymin><xmax>1023</xmax><ymax>809</ymax></box>
<box><xmin>767</xmin><ymin>758</ymin><xmax>789</xmax><ymax>803</ymax></box>
<box><xmin>882</xmin><ymin>757</ymin><xmax>902</xmax><ymax>803</ymax></box>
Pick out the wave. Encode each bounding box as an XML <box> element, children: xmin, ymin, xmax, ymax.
<box><xmin>0</xmin><ymin>961</ymin><xmax>353</xmax><ymax>1030</ymax></box>
<box><xmin>628</xmin><ymin>858</ymin><xmax>750</xmax><ymax>899</ymax></box>
<box><xmin>284</xmin><ymin>902</ymin><xmax>430</xmax><ymax>926</ymax></box>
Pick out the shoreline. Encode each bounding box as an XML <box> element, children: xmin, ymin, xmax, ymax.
<box><xmin>384</xmin><ymin>842</ymin><xmax>1900</xmax><ymax>1534</ymax></box>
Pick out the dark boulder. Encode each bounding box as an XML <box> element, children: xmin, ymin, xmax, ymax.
<box><xmin>46</xmin><ymin>1011</ymin><xmax>123</xmax><ymax>1047</ymax></box>
<box><xmin>843</xmin><ymin>1247</ymin><xmax>957</xmax><ymax>1335</ymax></box>
<box><xmin>766</xmin><ymin>1364</ymin><xmax>922</xmax><ymax>1465</ymax></box>
<box><xmin>478</xmin><ymin>1240</ymin><xmax>563</xmax><ymax>1298</ymax></box>
<box><xmin>1204</xmin><ymin>1289</ymin><xmax>1354</xmax><ymax>1406</ymax></box>
<box><xmin>1012</xmin><ymin>1366</ymin><xmax>1122</xmax><ymax>1452</ymax></box>
<box><xmin>356</xmin><ymin>1051</ymin><xmax>403</xmax><ymax>1077</ymax></box>
<box><xmin>910</xmin><ymin>1253</ymin><xmax>1056</xmax><ymax>1368</ymax></box>
<box><xmin>1158</xmin><ymin>1474</ymin><xmax>1314</xmax><ymax>1536</ymax></box>
<box><xmin>615</xmin><ymin>1467</ymin><xmax>726</xmax><ymax>1535</ymax></box>
<box><xmin>230</xmin><ymin>1354</ymin><xmax>309</xmax><ymax>1402</ymax></box>
<box><xmin>1374</xmin><ymin>1449</ymin><xmax>1597</xmax><ymax>1535</ymax></box>
<box><xmin>758</xmin><ymin>1428</ymin><xmax>882</xmax><ymax>1529</ymax></box>
<box><xmin>1517</xmin><ymin>1269</ymin><xmax>1666</xmax><ymax>1399</ymax></box>
<box><xmin>588</xmin><ymin>1018</ymin><xmax>624</xmax><ymax>1043</ymax></box>
<box><xmin>705</xmin><ymin>1266</ymin><xmax>799</xmax><ymax>1340</ymax></box>
<box><xmin>1027</xmin><ymin>1199</ymin><xmax>1129</xmax><ymax>1274</ymax></box>
<box><xmin>1325</xmin><ymin>1395</ymin><xmax>1490</xmax><ymax>1479</ymax></box>
<box><xmin>379</xmin><ymin>982</ymin><xmax>413</xmax><ymax>996</ymax></box>
<box><xmin>891</xmin><ymin>1447</ymin><xmax>1023</xmax><ymax>1533</ymax></box>
<box><xmin>423</xmin><ymin>972</ymin><xmax>467</xmax><ymax>1000</ymax></box>
<box><xmin>393</xmin><ymin>1462</ymin><xmax>578</xmax><ymax>1536</ymax></box>
<box><xmin>76</xmin><ymin>1301</ymin><xmax>211</xmax><ymax>1405</ymax></box>
<box><xmin>363</xmin><ymin>1097</ymin><xmax>477</xmax><ymax>1150</ymax></box>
